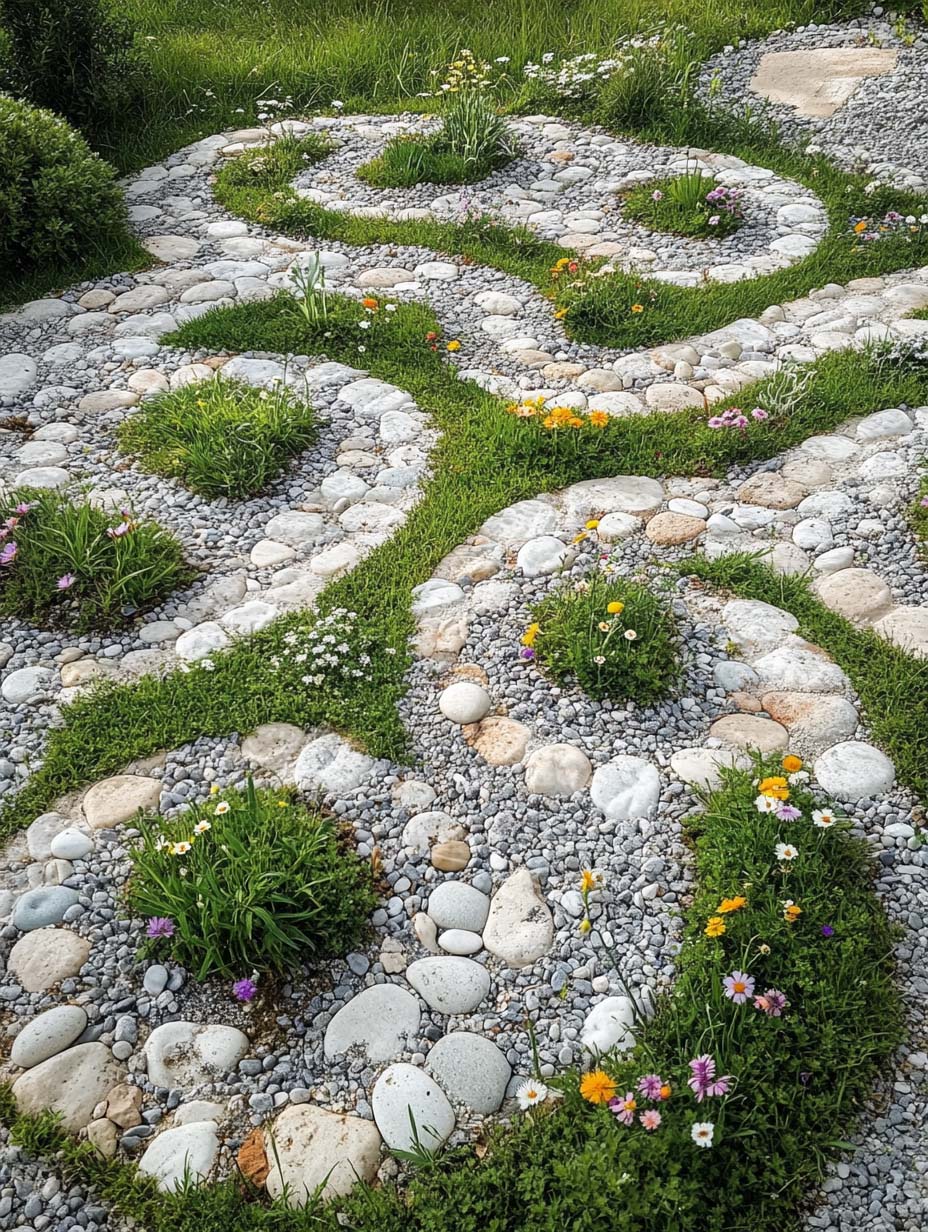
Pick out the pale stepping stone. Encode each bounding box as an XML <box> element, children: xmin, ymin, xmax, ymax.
<box><xmin>750</xmin><ymin>48</ymin><xmax>898</xmax><ymax>119</ymax></box>
<box><xmin>324</xmin><ymin>984</ymin><xmax>421</xmax><ymax>1062</ymax></box>
<box><xmin>372</xmin><ymin>1063</ymin><xmax>454</xmax><ymax>1154</ymax></box>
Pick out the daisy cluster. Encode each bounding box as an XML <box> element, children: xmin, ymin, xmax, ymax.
<box><xmin>268</xmin><ymin>609</ymin><xmax>394</xmax><ymax>693</ymax></box>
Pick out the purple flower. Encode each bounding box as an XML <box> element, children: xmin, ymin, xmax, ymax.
<box><xmin>520</xmin><ymin>647</ymin><xmax>535</xmax><ymax>660</ymax></box>
<box><xmin>146</xmin><ymin>916</ymin><xmax>175</xmax><ymax>940</ymax></box>
<box><xmin>651</xmin><ymin>189</ymin><xmax>663</xmax><ymax>201</ymax></box>
<box><xmin>708</xmin><ymin>215</ymin><xmax>720</xmax><ymax>227</ymax></box>
<box><xmin>776</xmin><ymin>804</ymin><xmax>802</xmax><ymax>821</ymax></box>
<box><xmin>637</xmin><ymin>1073</ymin><xmax>664</xmax><ymax>1100</ymax></box>
<box><xmin>14</xmin><ymin>502</ymin><xmax>34</xmax><ymax>515</ymax></box>
<box><xmin>920</xmin><ymin>496</ymin><xmax>928</xmax><ymax>508</ymax></box>
<box><xmin>821</xmin><ymin>924</ymin><xmax>835</xmax><ymax>938</ymax></box>
<box><xmin>56</xmin><ymin>573</ymin><xmax>77</xmax><ymax>591</ymax></box>
<box><xmin>0</xmin><ymin>542</ymin><xmax>17</xmax><ymax>566</ymax></box>
<box><xmin>687</xmin><ymin>1054</ymin><xmax>732</xmax><ymax>1102</ymax></box>
<box><xmin>232</xmin><ymin>977</ymin><xmax>258</xmax><ymax>1003</ymax></box>
<box><xmin>751</xmin><ymin>407</ymin><xmax>769</xmax><ymax>422</ymax></box>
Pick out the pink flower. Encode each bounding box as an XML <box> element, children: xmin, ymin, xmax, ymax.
<box><xmin>56</xmin><ymin>573</ymin><xmax>77</xmax><ymax>591</ymax></box>
<box><xmin>651</xmin><ymin>190</ymin><xmax>663</xmax><ymax>201</ymax></box>
<box><xmin>107</xmin><ymin>521</ymin><xmax>131</xmax><ymax>539</ymax></box>
<box><xmin>921</xmin><ymin>496</ymin><xmax>928</xmax><ymax>509</ymax></box>
<box><xmin>640</xmin><ymin>1109</ymin><xmax>662</xmax><ymax>1131</ymax></box>
<box><xmin>14</xmin><ymin>502</ymin><xmax>34</xmax><ymax>515</ymax></box>
<box><xmin>754</xmin><ymin>988</ymin><xmax>789</xmax><ymax>1017</ymax></box>
<box><xmin>688</xmin><ymin>1054</ymin><xmax>732</xmax><ymax>1101</ymax></box>
<box><xmin>723</xmin><ymin>970</ymin><xmax>755</xmax><ymax>1005</ymax></box>
<box><xmin>637</xmin><ymin>1073</ymin><xmax>664</xmax><ymax>1101</ymax></box>
<box><xmin>751</xmin><ymin>407</ymin><xmax>769</xmax><ymax>421</ymax></box>
<box><xmin>0</xmin><ymin>542</ymin><xmax>17</xmax><ymax>566</ymax></box>
<box><xmin>608</xmin><ymin>1092</ymin><xmax>638</xmax><ymax>1126</ymax></box>
<box><xmin>776</xmin><ymin>803</ymin><xmax>802</xmax><ymax>821</ymax></box>
<box><xmin>708</xmin><ymin>215</ymin><xmax>720</xmax><ymax>226</ymax></box>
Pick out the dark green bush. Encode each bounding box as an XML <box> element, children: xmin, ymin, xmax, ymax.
<box><xmin>127</xmin><ymin>780</ymin><xmax>378</xmax><ymax>979</ymax></box>
<box><xmin>0</xmin><ymin>0</ymin><xmax>146</xmax><ymax>140</ymax></box>
<box><xmin>0</xmin><ymin>97</ymin><xmax>127</xmax><ymax>277</ymax></box>
<box><xmin>0</xmin><ymin>488</ymin><xmax>190</xmax><ymax>630</ymax></box>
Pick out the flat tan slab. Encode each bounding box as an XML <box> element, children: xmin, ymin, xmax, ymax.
<box><xmin>750</xmin><ymin>48</ymin><xmax>898</xmax><ymax>118</ymax></box>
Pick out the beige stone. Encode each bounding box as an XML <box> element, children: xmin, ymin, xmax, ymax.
<box><xmin>414</xmin><ymin>614</ymin><xmax>469</xmax><ymax>661</ymax></box>
<box><xmin>750</xmin><ymin>48</ymin><xmax>898</xmax><ymax>119</ymax></box>
<box><xmin>781</xmin><ymin>457</ymin><xmax>833</xmax><ymax>488</ymax></box>
<box><xmin>265</xmin><ymin>1105</ymin><xmax>382</xmax><ymax>1205</ymax></box>
<box><xmin>430</xmin><ymin>840</ymin><xmax>471</xmax><ymax>872</ymax></box>
<box><xmin>645</xmin><ymin>512</ymin><xmax>706</xmax><ymax>545</ymax></box>
<box><xmin>644</xmin><ymin>383</ymin><xmax>705</xmax><ymax>411</ymax></box>
<box><xmin>873</xmin><ymin>606</ymin><xmax>928</xmax><ymax>658</ymax></box>
<box><xmin>8</xmin><ymin>928</ymin><xmax>91</xmax><ymax>992</ymax></box>
<box><xmin>466</xmin><ymin>716</ymin><xmax>531</xmax><ymax>766</ymax></box>
<box><xmin>85</xmin><ymin>1117</ymin><xmax>120</xmax><ymax>1158</ymax></box>
<box><xmin>105</xmin><ymin>1082</ymin><xmax>143</xmax><ymax>1129</ymax></box>
<box><xmin>737</xmin><ymin>472</ymin><xmax>807</xmax><ymax>509</ymax></box>
<box><xmin>708</xmin><ymin>713</ymin><xmax>789</xmax><ymax>754</ymax></box>
<box><xmin>13</xmin><ymin>1044</ymin><xmax>124</xmax><ymax>1132</ymax></box>
<box><xmin>241</xmin><ymin>723</ymin><xmax>308</xmax><ymax>776</ymax></box>
<box><xmin>82</xmin><ymin>774</ymin><xmax>161</xmax><ymax>829</ymax></box>
<box><xmin>761</xmin><ymin>692</ymin><xmax>859</xmax><ymax>756</ymax></box>
<box><xmin>813</xmin><ymin>568</ymin><xmax>893</xmax><ymax>626</ymax></box>
<box><xmin>434</xmin><ymin>543</ymin><xmax>501</xmax><ymax>583</ymax></box>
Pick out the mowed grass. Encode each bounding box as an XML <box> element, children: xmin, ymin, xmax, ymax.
<box><xmin>108</xmin><ymin>0</ymin><xmax>878</xmax><ymax>171</ymax></box>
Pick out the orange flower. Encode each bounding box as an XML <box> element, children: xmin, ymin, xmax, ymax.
<box><xmin>717</xmin><ymin>896</ymin><xmax>747</xmax><ymax>914</ymax></box>
<box><xmin>361</xmin><ymin>297</ymin><xmax>379</xmax><ymax>310</ymax></box>
<box><xmin>579</xmin><ymin>869</ymin><xmax>599</xmax><ymax>894</ymax></box>
<box><xmin>783</xmin><ymin>901</ymin><xmax>802</xmax><ymax>924</ymax></box>
<box><xmin>568</xmin><ymin>416</ymin><xmax>584</xmax><ymax>428</ymax></box>
<box><xmin>630</xmin><ymin>303</ymin><xmax>644</xmax><ymax>314</ymax></box>
<box><xmin>580</xmin><ymin>1070</ymin><xmax>617</xmax><ymax>1105</ymax></box>
<box><xmin>758</xmin><ymin>776</ymin><xmax>789</xmax><ymax>801</ymax></box>
<box><xmin>588</xmin><ymin>410</ymin><xmax>609</xmax><ymax>428</ymax></box>
<box><xmin>781</xmin><ymin>755</ymin><xmax>803</xmax><ymax>773</ymax></box>
<box><xmin>659</xmin><ymin>1083</ymin><xmax>672</xmax><ymax>1100</ymax></box>
<box><xmin>705</xmin><ymin>916</ymin><xmax>726</xmax><ymax>938</ymax></box>
<box><xmin>854</xmin><ymin>220</ymin><xmax>868</xmax><ymax>233</ymax></box>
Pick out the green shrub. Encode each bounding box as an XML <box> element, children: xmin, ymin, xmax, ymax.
<box><xmin>527</xmin><ymin>571</ymin><xmax>678</xmax><ymax>704</ymax></box>
<box><xmin>0</xmin><ymin>97</ymin><xmax>127</xmax><ymax>277</ymax></box>
<box><xmin>0</xmin><ymin>0</ymin><xmax>146</xmax><ymax>140</ymax></box>
<box><xmin>127</xmin><ymin>779</ymin><xmax>377</xmax><ymax>979</ymax></box>
<box><xmin>0</xmin><ymin>489</ymin><xmax>189</xmax><ymax>630</ymax></box>
<box><xmin>118</xmin><ymin>376</ymin><xmax>317</xmax><ymax>499</ymax></box>
<box><xmin>624</xmin><ymin>171</ymin><xmax>744</xmax><ymax>238</ymax></box>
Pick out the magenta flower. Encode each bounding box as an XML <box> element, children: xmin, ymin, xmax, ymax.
<box><xmin>56</xmin><ymin>573</ymin><xmax>77</xmax><ymax>591</ymax></box>
<box><xmin>920</xmin><ymin>496</ymin><xmax>928</xmax><ymax>509</ymax></box>
<box><xmin>688</xmin><ymin>1054</ymin><xmax>732</xmax><ymax>1101</ymax></box>
<box><xmin>608</xmin><ymin>1092</ymin><xmax>638</xmax><ymax>1126</ymax></box>
<box><xmin>754</xmin><ymin>988</ymin><xmax>789</xmax><ymax>1017</ymax></box>
<box><xmin>232</xmin><ymin>977</ymin><xmax>258</xmax><ymax>1002</ymax></box>
<box><xmin>651</xmin><ymin>189</ymin><xmax>663</xmax><ymax>201</ymax></box>
<box><xmin>723</xmin><ymin>970</ymin><xmax>756</xmax><ymax>1005</ymax></box>
<box><xmin>637</xmin><ymin>1073</ymin><xmax>664</xmax><ymax>1101</ymax></box>
<box><xmin>0</xmin><ymin>542</ymin><xmax>17</xmax><ymax>566</ymax></box>
<box><xmin>640</xmin><ymin>1109</ymin><xmax>662</xmax><ymax>1131</ymax></box>
<box><xmin>708</xmin><ymin>215</ymin><xmax>720</xmax><ymax>226</ymax></box>
<box><xmin>146</xmin><ymin>916</ymin><xmax>175</xmax><ymax>940</ymax></box>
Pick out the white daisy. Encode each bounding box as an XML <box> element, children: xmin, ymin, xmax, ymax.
<box><xmin>775</xmin><ymin>842</ymin><xmax>798</xmax><ymax>861</ymax></box>
<box><xmin>516</xmin><ymin>1079</ymin><xmax>548</xmax><ymax>1110</ymax></box>
<box><xmin>812</xmin><ymin>809</ymin><xmax>836</xmax><ymax>828</ymax></box>
<box><xmin>691</xmin><ymin>1121</ymin><xmax>714</xmax><ymax>1148</ymax></box>
<box><xmin>754</xmin><ymin>795</ymin><xmax>777</xmax><ymax>814</ymax></box>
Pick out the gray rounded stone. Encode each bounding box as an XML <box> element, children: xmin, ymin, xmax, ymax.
<box><xmin>426</xmin><ymin>1032</ymin><xmax>511</xmax><ymax>1113</ymax></box>
<box><xmin>11</xmin><ymin>1005</ymin><xmax>88</xmax><ymax>1069</ymax></box>
<box><xmin>372</xmin><ymin>1063</ymin><xmax>454</xmax><ymax>1154</ymax></box>
<box><xmin>12</xmin><ymin>886</ymin><xmax>79</xmax><ymax>931</ymax></box>
<box><xmin>405</xmin><ymin>956</ymin><xmax>490</xmax><ymax>1014</ymax></box>
<box><xmin>426</xmin><ymin>882</ymin><xmax>490</xmax><ymax>932</ymax></box>
<box><xmin>324</xmin><ymin>984</ymin><xmax>421</xmax><ymax>1063</ymax></box>
<box><xmin>813</xmin><ymin>741</ymin><xmax>895</xmax><ymax>802</ymax></box>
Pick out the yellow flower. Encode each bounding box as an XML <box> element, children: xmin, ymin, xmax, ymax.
<box><xmin>521</xmin><ymin>622</ymin><xmax>541</xmax><ymax>647</ymax></box>
<box><xmin>209</xmin><ymin>784</ymin><xmax>220</xmax><ymax>795</ymax></box>
<box><xmin>361</xmin><ymin>297</ymin><xmax>379</xmax><ymax>310</ymax></box>
<box><xmin>758</xmin><ymin>776</ymin><xmax>790</xmax><ymax>801</ymax></box>
<box><xmin>758</xmin><ymin>943</ymin><xmax>771</xmax><ymax>955</ymax></box>
<box><xmin>659</xmin><ymin>1083</ymin><xmax>672</xmax><ymax>1101</ymax></box>
<box><xmin>585</xmin><ymin>519</ymin><xmax>600</xmax><ymax>530</ymax></box>
<box><xmin>588</xmin><ymin>410</ymin><xmax>609</xmax><ymax>428</ymax></box>
<box><xmin>572</xmin><ymin>531</ymin><xmax>588</xmax><ymax>544</ymax></box>
<box><xmin>580</xmin><ymin>1070</ymin><xmax>617</xmax><ymax>1105</ymax></box>
<box><xmin>705</xmin><ymin>916</ymin><xmax>726</xmax><ymax>938</ymax></box>
<box><xmin>717</xmin><ymin>895</ymin><xmax>747</xmax><ymax>914</ymax></box>
<box><xmin>446</xmin><ymin>340</ymin><xmax>461</xmax><ymax>351</ymax></box>
<box><xmin>630</xmin><ymin>303</ymin><xmax>644</xmax><ymax>314</ymax></box>
<box><xmin>783</xmin><ymin>900</ymin><xmax>802</xmax><ymax>924</ymax></box>
<box><xmin>578</xmin><ymin>917</ymin><xmax>591</xmax><ymax>934</ymax></box>
<box><xmin>854</xmin><ymin>220</ymin><xmax>868</xmax><ymax>233</ymax></box>
<box><xmin>554</xmin><ymin>307</ymin><xmax>568</xmax><ymax>320</ymax></box>
<box><xmin>781</xmin><ymin>755</ymin><xmax>803</xmax><ymax>773</ymax></box>
<box><xmin>580</xmin><ymin>869</ymin><xmax>599</xmax><ymax>894</ymax></box>
<box><xmin>607</xmin><ymin>601</ymin><xmax>624</xmax><ymax>615</ymax></box>
<box><xmin>568</xmin><ymin>416</ymin><xmax>584</xmax><ymax>428</ymax></box>
<box><xmin>277</xmin><ymin>800</ymin><xmax>288</xmax><ymax>808</ymax></box>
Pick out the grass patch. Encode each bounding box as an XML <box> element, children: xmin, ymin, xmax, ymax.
<box><xmin>118</xmin><ymin>375</ymin><xmax>317</xmax><ymax>499</ymax></box>
<box><xmin>358</xmin><ymin>134</ymin><xmax>511</xmax><ymax>188</ymax></box>
<box><xmin>2</xmin><ymin>301</ymin><xmax>926</xmax><ymax>837</ymax></box>
<box><xmin>679</xmin><ymin>552</ymin><xmax>928</xmax><ymax>801</ymax></box>
<box><xmin>908</xmin><ymin>473</ymin><xmax>928</xmax><ymax>545</ymax></box>
<box><xmin>529</xmin><ymin>572</ymin><xmax>679</xmax><ymax>704</ymax></box>
<box><xmin>623</xmin><ymin>170</ymin><xmax>744</xmax><ymax>239</ymax></box>
<box><xmin>0</xmin><ymin>488</ymin><xmax>190</xmax><ymax>631</ymax></box>
<box><xmin>127</xmin><ymin>778</ymin><xmax>377</xmax><ymax>980</ymax></box>
<box><xmin>0</xmin><ymin>755</ymin><xmax>902</xmax><ymax>1232</ymax></box>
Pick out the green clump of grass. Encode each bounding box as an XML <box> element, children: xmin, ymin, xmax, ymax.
<box><xmin>623</xmin><ymin>170</ymin><xmax>744</xmax><ymax>239</ymax></box>
<box><xmin>0</xmin><ymin>488</ymin><xmax>190</xmax><ymax>631</ymax></box>
<box><xmin>127</xmin><ymin>778</ymin><xmax>377</xmax><ymax>980</ymax></box>
<box><xmin>118</xmin><ymin>375</ymin><xmax>317</xmax><ymax>499</ymax></box>
<box><xmin>909</xmin><ymin>474</ymin><xmax>928</xmax><ymax>545</ymax></box>
<box><xmin>218</xmin><ymin>130</ymin><xmax>333</xmax><ymax>189</ymax></box>
<box><xmin>530</xmin><ymin>572</ymin><xmax>679</xmax><ymax>704</ymax></box>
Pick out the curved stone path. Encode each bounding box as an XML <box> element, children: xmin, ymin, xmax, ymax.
<box><xmin>0</xmin><ymin>106</ymin><xmax>927</xmax><ymax>1228</ymax></box>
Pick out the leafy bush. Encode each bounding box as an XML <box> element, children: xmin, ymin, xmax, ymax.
<box><xmin>526</xmin><ymin>570</ymin><xmax>678</xmax><ymax>703</ymax></box>
<box><xmin>0</xmin><ymin>97</ymin><xmax>127</xmax><ymax>277</ymax></box>
<box><xmin>0</xmin><ymin>489</ymin><xmax>189</xmax><ymax>630</ymax></box>
<box><xmin>118</xmin><ymin>376</ymin><xmax>317</xmax><ymax>499</ymax></box>
<box><xmin>624</xmin><ymin>171</ymin><xmax>744</xmax><ymax>238</ymax></box>
<box><xmin>0</xmin><ymin>0</ymin><xmax>146</xmax><ymax>140</ymax></box>
<box><xmin>127</xmin><ymin>779</ymin><xmax>377</xmax><ymax>979</ymax></box>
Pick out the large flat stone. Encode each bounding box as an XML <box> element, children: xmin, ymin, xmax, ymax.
<box><xmin>426</xmin><ymin>1032</ymin><xmax>510</xmax><ymax>1113</ymax></box>
<box><xmin>12</xmin><ymin>1044</ymin><xmax>123</xmax><ymax>1132</ymax></box>
<box><xmin>372</xmin><ymin>1064</ymin><xmax>454</xmax><ymax>1154</ymax></box>
<box><xmin>324</xmin><ymin>984</ymin><xmax>421</xmax><ymax>1062</ymax></box>
<box><xmin>265</xmin><ymin>1105</ymin><xmax>381</xmax><ymax>1204</ymax></box>
<box><xmin>82</xmin><ymin>775</ymin><xmax>161</xmax><ymax>829</ymax></box>
<box><xmin>750</xmin><ymin>48</ymin><xmax>898</xmax><ymax>119</ymax></box>
<box><xmin>482</xmin><ymin>869</ymin><xmax>553</xmax><ymax>969</ymax></box>
<box><xmin>8</xmin><ymin>929</ymin><xmax>90</xmax><ymax>992</ymax></box>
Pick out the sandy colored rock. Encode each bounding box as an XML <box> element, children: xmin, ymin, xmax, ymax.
<box><xmin>105</xmin><ymin>1082</ymin><xmax>143</xmax><ymax>1129</ymax></box>
<box><xmin>82</xmin><ymin>775</ymin><xmax>161</xmax><ymax>829</ymax></box>
<box><xmin>465</xmin><ymin>715</ymin><xmax>531</xmax><ymax>766</ymax></box>
<box><xmin>736</xmin><ymin>472</ymin><xmax>807</xmax><ymax>509</ymax></box>
<box><xmin>813</xmin><ymin>568</ymin><xmax>893</xmax><ymax>626</ymax></box>
<box><xmin>265</xmin><ymin>1105</ymin><xmax>381</xmax><ymax>1204</ymax></box>
<box><xmin>873</xmin><ymin>606</ymin><xmax>928</xmax><ymax>659</ymax></box>
<box><xmin>482</xmin><ymin>869</ymin><xmax>553</xmax><ymax>968</ymax></box>
<box><xmin>645</xmin><ymin>512</ymin><xmax>706</xmax><ymax>545</ymax></box>
<box><xmin>708</xmin><ymin>713</ymin><xmax>789</xmax><ymax>753</ymax></box>
<box><xmin>8</xmin><ymin>928</ymin><xmax>91</xmax><ymax>992</ymax></box>
<box><xmin>13</xmin><ymin>1044</ymin><xmax>124</xmax><ymax>1132</ymax></box>
<box><xmin>750</xmin><ymin>48</ymin><xmax>898</xmax><ymax>119</ymax></box>
<box><xmin>430</xmin><ymin>840</ymin><xmax>471</xmax><ymax>872</ymax></box>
